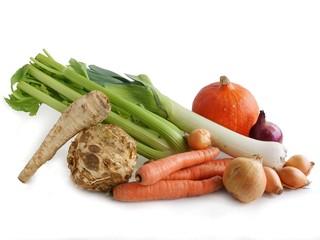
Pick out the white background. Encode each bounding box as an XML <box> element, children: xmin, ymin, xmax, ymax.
<box><xmin>1</xmin><ymin>1</ymin><xmax>320</xmax><ymax>239</ymax></box>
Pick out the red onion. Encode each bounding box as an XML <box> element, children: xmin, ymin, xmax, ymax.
<box><xmin>249</xmin><ymin>110</ymin><xmax>283</xmax><ymax>143</ymax></box>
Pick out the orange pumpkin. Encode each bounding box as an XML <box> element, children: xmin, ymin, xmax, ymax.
<box><xmin>192</xmin><ymin>76</ymin><xmax>259</xmax><ymax>136</ymax></box>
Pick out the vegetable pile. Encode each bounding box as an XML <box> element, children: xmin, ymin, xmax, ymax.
<box><xmin>5</xmin><ymin>49</ymin><xmax>314</xmax><ymax>203</ymax></box>
<box><xmin>5</xmin><ymin>50</ymin><xmax>286</xmax><ymax>168</ymax></box>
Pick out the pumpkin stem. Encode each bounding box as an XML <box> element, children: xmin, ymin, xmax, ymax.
<box><xmin>220</xmin><ymin>75</ymin><xmax>230</xmax><ymax>85</ymax></box>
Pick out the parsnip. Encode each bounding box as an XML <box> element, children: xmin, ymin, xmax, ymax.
<box><xmin>18</xmin><ymin>90</ymin><xmax>111</xmax><ymax>183</ymax></box>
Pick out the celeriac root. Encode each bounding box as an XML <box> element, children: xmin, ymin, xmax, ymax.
<box><xmin>18</xmin><ymin>90</ymin><xmax>111</xmax><ymax>183</ymax></box>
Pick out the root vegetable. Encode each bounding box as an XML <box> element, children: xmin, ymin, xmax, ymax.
<box><xmin>202</xmin><ymin>158</ymin><xmax>233</xmax><ymax>167</ymax></box>
<box><xmin>18</xmin><ymin>90</ymin><xmax>111</xmax><ymax>183</ymax></box>
<box><xmin>163</xmin><ymin>164</ymin><xmax>225</xmax><ymax>180</ymax></box>
<box><xmin>112</xmin><ymin>176</ymin><xmax>223</xmax><ymax>202</ymax></box>
<box><xmin>162</xmin><ymin>157</ymin><xmax>232</xmax><ymax>180</ymax></box>
<box><xmin>67</xmin><ymin>124</ymin><xmax>137</xmax><ymax>191</ymax></box>
<box><xmin>135</xmin><ymin>147</ymin><xmax>220</xmax><ymax>185</ymax></box>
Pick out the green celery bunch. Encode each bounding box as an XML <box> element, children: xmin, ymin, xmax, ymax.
<box><xmin>5</xmin><ymin>50</ymin><xmax>188</xmax><ymax>159</ymax></box>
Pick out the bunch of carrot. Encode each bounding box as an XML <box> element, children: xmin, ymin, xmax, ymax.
<box><xmin>112</xmin><ymin>147</ymin><xmax>232</xmax><ymax>202</ymax></box>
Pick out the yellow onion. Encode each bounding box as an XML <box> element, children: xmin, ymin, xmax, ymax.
<box><xmin>263</xmin><ymin>166</ymin><xmax>283</xmax><ymax>195</ymax></box>
<box><xmin>276</xmin><ymin>166</ymin><xmax>310</xmax><ymax>189</ymax></box>
<box><xmin>187</xmin><ymin>128</ymin><xmax>212</xmax><ymax>150</ymax></box>
<box><xmin>223</xmin><ymin>155</ymin><xmax>266</xmax><ymax>203</ymax></box>
<box><xmin>284</xmin><ymin>154</ymin><xmax>315</xmax><ymax>176</ymax></box>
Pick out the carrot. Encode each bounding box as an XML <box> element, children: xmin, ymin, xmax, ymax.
<box><xmin>18</xmin><ymin>90</ymin><xmax>111</xmax><ymax>183</ymax></box>
<box><xmin>161</xmin><ymin>157</ymin><xmax>232</xmax><ymax>181</ymax></box>
<box><xmin>112</xmin><ymin>176</ymin><xmax>223</xmax><ymax>202</ymax></box>
<box><xmin>135</xmin><ymin>147</ymin><xmax>220</xmax><ymax>185</ymax></box>
<box><xmin>163</xmin><ymin>164</ymin><xmax>225</xmax><ymax>180</ymax></box>
<box><xmin>202</xmin><ymin>157</ymin><xmax>233</xmax><ymax>167</ymax></box>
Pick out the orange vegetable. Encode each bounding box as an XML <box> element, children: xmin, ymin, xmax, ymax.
<box><xmin>135</xmin><ymin>147</ymin><xmax>220</xmax><ymax>185</ymax></box>
<box><xmin>112</xmin><ymin>176</ymin><xmax>223</xmax><ymax>202</ymax></box>
<box><xmin>162</xmin><ymin>157</ymin><xmax>232</xmax><ymax>180</ymax></box>
<box><xmin>192</xmin><ymin>76</ymin><xmax>259</xmax><ymax>136</ymax></box>
<box><xmin>202</xmin><ymin>158</ymin><xmax>233</xmax><ymax>167</ymax></box>
<box><xmin>163</xmin><ymin>164</ymin><xmax>225</xmax><ymax>180</ymax></box>
<box><xmin>136</xmin><ymin>147</ymin><xmax>220</xmax><ymax>185</ymax></box>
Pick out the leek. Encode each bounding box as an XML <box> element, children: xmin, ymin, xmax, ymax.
<box><xmin>5</xmin><ymin>50</ymin><xmax>287</xmax><ymax>168</ymax></box>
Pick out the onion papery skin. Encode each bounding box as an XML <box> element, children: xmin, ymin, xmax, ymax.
<box><xmin>223</xmin><ymin>156</ymin><xmax>267</xmax><ymax>203</ymax></box>
<box><xmin>249</xmin><ymin>110</ymin><xmax>283</xmax><ymax>143</ymax></box>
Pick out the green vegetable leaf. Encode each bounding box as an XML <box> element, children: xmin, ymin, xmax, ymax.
<box><xmin>5</xmin><ymin>90</ymin><xmax>40</xmax><ymax>116</ymax></box>
<box><xmin>87</xmin><ymin>66</ymin><xmax>168</xmax><ymax>118</ymax></box>
<box><xmin>88</xmin><ymin>65</ymin><xmax>130</xmax><ymax>83</ymax></box>
<box><xmin>10</xmin><ymin>65</ymin><xmax>28</xmax><ymax>91</ymax></box>
<box><xmin>125</xmin><ymin>73</ymin><xmax>168</xmax><ymax>118</ymax></box>
<box><xmin>68</xmin><ymin>59</ymin><xmax>89</xmax><ymax>79</ymax></box>
<box><xmin>125</xmin><ymin>73</ymin><xmax>154</xmax><ymax>86</ymax></box>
